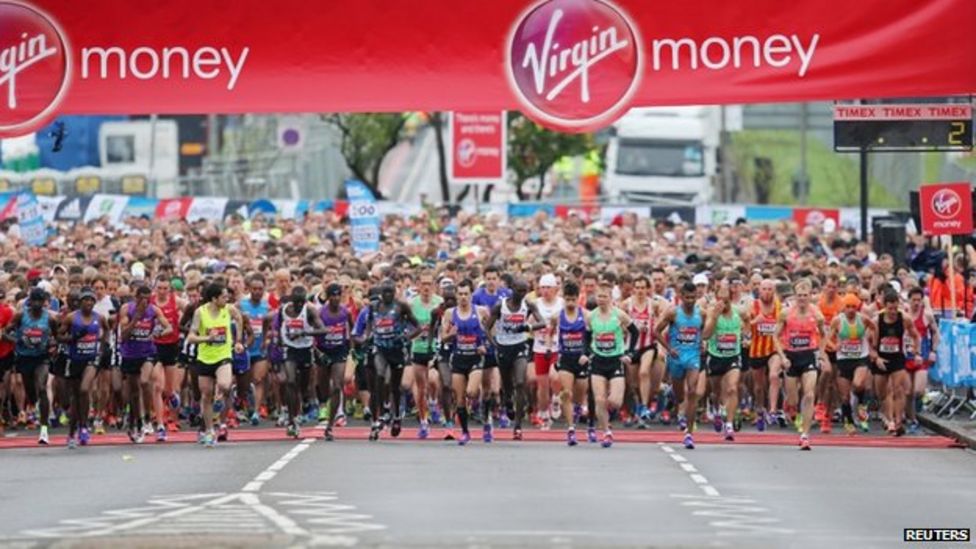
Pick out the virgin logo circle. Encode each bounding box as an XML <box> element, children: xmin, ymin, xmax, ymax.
<box><xmin>932</xmin><ymin>189</ymin><xmax>961</xmax><ymax>220</ymax></box>
<box><xmin>507</xmin><ymin>0</ymin><xmax>642</xmax><ymax>133</ymax></box>
<box><xmin>0</xmin><ymin>1</ymin><xmax>71</xmax><ymax>138</ymax></box>
<box><xmin>456</xmin><ymin>138</ymin><xmax>477</xmax><ymax>167</ymax></box>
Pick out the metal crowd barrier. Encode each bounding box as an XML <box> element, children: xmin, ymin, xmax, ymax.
<box><xmin>931</xmin><ymin>320</ymin><xmax>976</xmax><ymax>419</ymax></box>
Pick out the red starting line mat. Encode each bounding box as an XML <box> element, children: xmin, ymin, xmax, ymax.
<box><xmin>0</xmin><ymin>427</ymin><xmax>962</xmax><ymax>450</ymax></box>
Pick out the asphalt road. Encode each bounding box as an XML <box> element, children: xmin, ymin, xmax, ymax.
<box><xmin>0</xmin><ymin>436</ymin><xmax>973</xmax><ymax>548</ymax></box>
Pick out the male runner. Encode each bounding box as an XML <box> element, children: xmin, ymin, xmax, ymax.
<box><xmin>623</xmin><ymin>275</ymin><xmax>664</xmax><ymax>427</ymax></box>
<box><xmin>485</xmin><ymin>279</ymin><xmax>547</xmax><ymax>441</ymax></box>
<box><xmin>748</xmin><ymin>280</ymin><xmax>782</xmax><ymax>431</ymax></box>
<box><xmin>816</xmin><ymin>274</ymin><xmax>843</xmax><ymax>433</ymax></box>
<box><xmin>828</xmin><ymin>293</ymin><xmax>876</xmax><ymax>434</ymax></box>
<box><xmin>905</xmin><ymin>287</ymin><xmax>938</xmax><ymax>433</ymax></box>
<box><xmin>773</xmin><ymin>280</ymin><xmax>827</xmax><ymax>450</ymax></box>
<box><xmin>361</xmin><ymin>280</ymin><xmax>421</xmax><ymax>441</ymax></box>
<box><xmin>551</xmin><ymin>280</ymin><xmax>591</xmax><ymax>446</ymax></box>
<box><xmin>317</xmin><ymin>283</ymin><xmax>354</xmax><ymax>441</ymax></box>
<box><xmin>702</xmin><ymin>283</ymin><xmax>748</xmax><ymax>442</ymax></box>
<box><xmin>586</xmin><ymin>283</ymin><xmax>634</xmax><ymax>448</ymax></box>
<box><xmin>58</xmin><ymin>288</ymin><xmax>109</xmax><ymax>448</ymax></box>
<box><xmin>239</xmin><ymin>275</ymin><xmax>272</xmax><ymax>425</ymax></box>
<box><xmin>531</xmin><ymin>274</ymin><xmax>563</xmax><ymax>430</ymax></box>
<box><xmin>872</xmin><ymin>290</ymin><xmax>920</xmax><ymax>436</ymax></box>
<box><xmin>118</xmin><ymin>285</ymin><xmax>172</xmax><ymax>443</ymax></box>
<box><xmin>471</xmin><ymin>265</ymin><xmax>510</xmax><ymax>427</ymax></box>
<box><xmin>406</xmin><ymin>271</ymin><xmax>442</xmax><ymax>439</ymax></box>
<box><xmin>151</xmin><ymin>275</ymin><xmax>186</xmax><ymax>441</ymax></box>
<box><xmin>276</xmin><ymin>286</ymin><xmax>328</xmax><ymax>439</ymax></box>
<box><xmin>6</xmin><ymin>288</ymin><xmax>60</xmax><ymax>444</ymax></box>
<box><xmin>657</xmin><ymin>282</ymin><xmax>705</xmax><ymax>449</ymax></box>
<box><xmin>440</xmin><ymin>279</ymin><xmax>488</xmax><ymax>445</ymax></box>
<box><xmin>186</xmin><ymin>283</ymin><xmax>246</xmax><ymax>447</ymax></box>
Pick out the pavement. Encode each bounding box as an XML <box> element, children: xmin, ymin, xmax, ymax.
<box><xmin>0</xmin><ymin>420</ymin><xmax>973</xmax><ymax>548</ymax></box>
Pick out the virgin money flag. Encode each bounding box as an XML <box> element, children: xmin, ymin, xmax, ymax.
<box><xmin>450</xmin><ymin>112</ymin><xmax>506</xmax><ymax>184</ymax></box>
<box><xmin>3</xmin><ymin>0</ymin><xmax>975</xmax><ymax>136</ymax></box>
<box><xmin>345</xmin><ymin>180</ymin><xmax>380</xmax><ymax>256</ymax></box>
<box><xmin>155</xmin><ymin>198</ymin><xmax>192</xmax><ymax>220</ymax></box>
<box><xmin>919</xmin><ymin>182</ymin><xmax>973</xmax><ymax>236</ymax></box>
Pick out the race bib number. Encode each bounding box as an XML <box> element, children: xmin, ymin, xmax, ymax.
<box><xmin>716</xmin><ymin>334</ymin><xmax>738</xmax><ymax>352</ymax></box>
<box><xmin>209</xmin><ymin>327</ymin><xmax>228</xmax><ymax>345</ymax></box>
<box><xmin>595</xmin><ymin>333</ymin><xmax>616</xmax><ymax>352</ymax></box>
<box><xmin>879</xmin><ymin>337</ymin><xmax>901</xmax><ymax>354</ymax></box>
<box><xmin>757</xmin><ymin>321</ymin><xmax>777</xmax><ymax>336</ymax></box>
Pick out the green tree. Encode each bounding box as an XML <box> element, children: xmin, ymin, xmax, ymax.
<box><xmin>507</xmin><ymin>112</ymin><xmax>594</xmax><ymax>201</ymax></box>
<box><xmin>325</xmin><ymin>114</ymin><xmax>406</xmax><ymax>199</ymax></box>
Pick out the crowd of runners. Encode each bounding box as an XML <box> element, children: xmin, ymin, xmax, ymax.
<box><xmin>0</xmin><ymin>207</ymin><xmax>970</xmax><ymax>450</ymax></box>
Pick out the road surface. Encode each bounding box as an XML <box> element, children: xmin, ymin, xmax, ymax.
<box><xmin>0</xmin><ymin>429</ymin><xmax>973</xmax><ymax>548</ymax></box>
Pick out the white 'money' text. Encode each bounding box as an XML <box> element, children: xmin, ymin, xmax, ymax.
<box><xmin>652</xmin><ymin>34</ymin><xmax>820</xmax><ymax>77</ymax></box>
<box><xmin>80</xmin><ymin>46</ymin><xmax>250</xmax><ymax>90</ymax></box>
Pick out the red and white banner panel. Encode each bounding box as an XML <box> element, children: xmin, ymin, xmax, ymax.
<box><xmin>449</xmin><ymin>111</ymin><xmax>507</xmax><ymax>184</ymax></box>
<box><xmin>919</xmin><ymin>182</ymin><xmax>974</xmax><ymax>236</ymax></box>
<box><xmin>2</xmin><ymin>0</ymin><xmax>975</xmax><ymax>136</ymax></box>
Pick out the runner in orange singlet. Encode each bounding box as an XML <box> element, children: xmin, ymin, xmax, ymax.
<box><xmin>815</xmin><ymin>274</ymin><xmax>843</xmax><ymax>433</ymax></box>
<box><xmin>748</xmin><ymin>280</ymin><xmax>781</xmax><ymax>431</ymax></box>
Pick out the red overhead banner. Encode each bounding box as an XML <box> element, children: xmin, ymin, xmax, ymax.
<box><xmin>3</xmin><ymin>0</ymin><xmax>976</xmax><ymax>136</ymax></box>
<box><xmin>450</xmin><ymin>112</ymin><xmax>507</xmax><ymax>184</ymax></box>
<box><xmin>919</xmin><ymin>182</ymin><xmax>973</xmax><ymax>236</ymax></box>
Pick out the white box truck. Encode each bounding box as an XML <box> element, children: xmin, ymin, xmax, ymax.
<box><xmin>604</xmin><ymin>106</ymin><xmax>740</xmax><ymax>205</ymax></box>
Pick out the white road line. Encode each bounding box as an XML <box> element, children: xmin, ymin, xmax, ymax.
<box><xmin>241</xmin><ymin>439</ymin><xmax>312</xmax><ymax>494</ymax></box>
<box><xmin>661</xmin><ymin>446</ymin><xmax>721</xmax><ymax>497</ymax></box>
<box><xmin>242</xmin><ymin>482</ymin><xmax>263</xmax><ymax>493</ymax></box>
<box><xmin>702</xmin><ymin>486</ymin><xmax>721</xmax><ymax>497</ymax></box>
<box><xmin>240</xmin><ymin>492</ymin><xmax>309</xmax><ymax>537</ymax></box>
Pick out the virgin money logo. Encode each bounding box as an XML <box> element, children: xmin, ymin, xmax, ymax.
<box><xmin>932</xmin><ymin>189</ymin><xmax>961</xmax><ymax>220</ymax></box>
<box><xmin>0</xmin><ymin>1</ymin><xmax>70</xmax><ymax>137</ymax></box>
<box><xmin>456</xmin><ymin>138</ymin><xmax>477</xmax><ymax>167</ymax></box>
<box><xmin>507</xmin><ymin>0</ymin><xmax>642</xmax><ymax>133</ymax></box>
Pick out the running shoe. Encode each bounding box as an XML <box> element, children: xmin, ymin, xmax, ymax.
<box><xmin>276</xmin><ymin>412</ymin><xmax>289</xmax><ymax>428</ymax></box>
<box><xmin>79</xmin><ymin>427</ymin><xmax>90</xmax><ymax>446</ymax></box>
<box><xmin>814</xmin><ymin>403</ymin><xmax>826</xmax><ymax>424</ymax></box>
<box><xmin>134</xmin><ymin>431</ymin><xmax>145</xmax><ymax>445</ymax></box>
<box><xmin>567</xmin><ymin>428</ymin><xmax>578</xmax><ymax>447</ymax></box>
<box><xmin>531</xmin><ymin>414</ymin><xmax>543</xmax><ymax>428</ymax></box>
<box><xmin>541</xmin><ymin>416</ymin><xmax>552</xmax><ymax>432</ymax></box>
<box><xmin>203</xmin><ymin>431</ymin><xmax>216</xmax><ymax>448</ymax></box>
<box><xmin>431</xmin><ymin>407</ymin><xmax>442</xmax><ymax>426</ymax></box>
<box><xmin>820</xmin><ymin>417</ymin><xmax>832</xmax><ymax>435</ymax></box>
<box><xmin>94</xmin><ymin>418</ymin><xmax>105</xmax><ymax>435</ymax></box>
<box><xmin>482</xmin><ymin>424</ymin><xmax>493</xmax><ymax>443</ymax></box>
<box><xmin>142</xmin><ymin>423</ymin><xmax>154</xmax><ymax>437</ymax></box>
<box><xmin>724</xmin><ymin>424</ymin><xmax>735</xmax><ymax>442</ymax></box>
<box><xmin>587</xmin><ymin>426</ymin><xmax>598</xmax><ymax>443</ymax></box>
<box><xmin>226</xmin><ymin>415</ymin><xmax>239</xmax><ymax>429</ymax></box>
<box><xmin>16</xmin><ymin>411</ymin><xmax>26</xmax><ymax>428</ymax></box>
<box><xmin>391</xmin><ymin>419</ymin><xmax>402</xmax><ymax>438</ymax></box>
<box><xmin>793</xmin><ymin>413</ymin><xmax>803</xmax><ymax>433</ymax></box>
<box><xmin>59</xmin><ymin>411</ymin><xmax>69</xmax><ymax>427</ymax></box>
<box><xmin>169</xmin><ymin>392</ymin><xmax>181</xmax><ymax>410</ymax></box>
<box><xmin>458</xmin><ymin>432</ymin><xmax>471</xmax><ymax>446</ymax></box>
<box><xmin>197</xmin><ymin>430</ymin><xmax>206</xmax><ymax>444</ymax></box>
<box><xmin>217</xmin><ymin>424</ymin><xmax>229</xmax><ymax>442</ymax></box>
<box><xmin>659</xmin><ymin>409</ymin><xmax>672</xmax><ymax>426</ymax></box>
<box><xmin>648</xmin><ymin>401</ymin><xmax>659</xmax><ymax>421</ymax></box>
<box><xmin>894</xmin><ymin>424</ymin><xmax>906</xmax><ymax>437</ymax></box>
<box><xmin>636</xmin><ymin>404</ymin><xmax>648</xmax><ymax>422</ymax></box>
<box><xmin>713</xmin><ymin>415</ymin><xmax>723</xmax><ymax>433</ymax></box>
<box><xmin>324</xmin><ymin>426</ymin><xmax>335</xmax><ymax>442</ymax></box>
<box><xmin>213</xmin><ymin>399</ymin><xmax>225</xmax><ymax>414</ymax></box>
<box><xmin>499</xmin><ymin>413</ymin><xmax>511</xmax><ymax>429</ymax></box>
<box><xmin>550</xmin><ymin>398</ymin><xmax>561</xmax><ymax>420</ymax></box>
<box><xmin>289</xmin><ymin>423</ymin><xmax>302</xmax><ymax>439</ymax></box>
<box><xmin>156</xmin><ymin>426</ymin><xmax>167</xmax><ymax>442</ymax></box>
<box><xmin>38</xmin><ymin>425</ymin><xmax>49</xmax><ymax>445</ymax></box>
<box><xmin>318</xmin><ymin>406</ymin><xmax>329</xmax><ymax>422</ymax></box>
<box><xmin>774</xmin><ymin>411</ymin><xmax>787</xmax><ymax>429</ymax></box>
<box><xmin>799</xmin><ymin>434</ymin><xmax>811</xmax><ymax>451</ymax></box>
<box><xmin>601</xmin><ymin>431</ymin><xmax>614</xmax><ymax>448</ymax></box>
<box><xmin>67</xmin><ymin>436</ymin><xmax>77</xmax><ymax>450</ymax></box>
<box><xmin>250</xmin><ymin>412</ymin><xmax>260</xmax><ymax>426</ymax></box>
<box><xmin>258</xmin><ymin>405</ymin><xmax>269</xmax><ymax>419</ymax></box>
<box><xmin>907</xmin><ymin>420</ymin><xmax>920</xmax><ymax>435</ymax></box>
<box><xmin>363</xmin><ymin>408</ymin><xmax>373</xmax><ymax>423</ymax></box>
<box><xmin>678</xmin><ymin>415</ymin><xmax>688</xmax><ymax>432</ymax></box>
<box><xmin>419</xmin><ymin>421</ymin><xmax>430</xmax><ymax>440</ymax></box>
<box><xmin>756</xmin><ymin>414</ymin><xmax>766</xmax><ymax>432</ymax></box>
<box><xmin>683</xmin><ymin>433</ymin><xmax>695</xmax><ymax>450</ymax></box>
<box><xmin>335</xmin><ymin>414</ymin><xmax>347</xmax><ymax>428</ymax></box>
<box><xmin>843</xmin><ymin>420</ymin><xmax>856</xmax><ymax>435</ymax></box>
<box><xmin>513</xmin><ymin>427</ymin><xmax>523</xmax><ymax>441</ymax></box>
<box><xmin>368</xmin><ymin>422</ymin><xmax>381</xmax><ymax>441</ymax></box>
<box><xmin>572</xmin><ymin>405</ymin><xmax>582</xmax><ymax>425</ymax></box>
<box><xmin>856</xmin><ymin>404</ymin><xmax>869</xmax><ymax>424</ymax></box>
